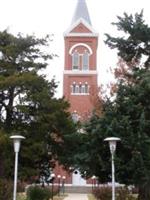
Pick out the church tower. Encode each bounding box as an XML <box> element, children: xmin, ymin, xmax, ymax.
<box><xmin>53</xmin><ymin>0</ymin><xmax>99</xmax><ymax>186</ymax></box>
<box><xmin>63</xmin><ymin>0</ymin><xmax>99</xmax><ymax>121</ymax></box>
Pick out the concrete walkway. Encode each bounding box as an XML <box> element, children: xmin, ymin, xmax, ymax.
<box><xmin>64</xmin><ymin>193</ymin><xmax>88</xmax><ymax>200</ymax></box>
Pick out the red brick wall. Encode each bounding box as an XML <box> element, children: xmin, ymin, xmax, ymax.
<box><xmin>71</xmin><ymin>23</ymin><xmax>92</xmax><ymax>33</ymax></box>
<box><xmin>64</xmin><ymin>36</ymin><xmax>98</xmax><ymax>71</ymax></box>
<box><xmin>54</xmin><ymin>21</ymin><xmax>98</xmax><ymax>185</ymax></box>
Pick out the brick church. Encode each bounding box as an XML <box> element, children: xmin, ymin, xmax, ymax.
<box><xmin>54</xmin><ymin>0</ymin><xmax>99</xmax><ymax>186</ymax></box>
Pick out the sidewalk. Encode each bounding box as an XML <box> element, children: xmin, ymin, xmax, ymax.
<box><xmin>64</xmin><ymin>193</ymin><xmax>88</xmax><ymax>200</ymax></box>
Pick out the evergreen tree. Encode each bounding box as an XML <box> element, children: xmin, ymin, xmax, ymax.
<box><xmin>0</xmin><ymin>30</ymin><xmax>77</xmax><ymax>182</ymax></box>
<box><xmin>75</xmin><ymin>11</ymin><xmax>150</xmax><ymax>200</ymax></box>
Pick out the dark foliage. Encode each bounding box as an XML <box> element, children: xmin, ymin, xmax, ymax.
<box><xmin>0</xmin><ymin>179</ymin><xmax>13</xmax><ymax>200</ymax></box>
<box><xmin>26</xmin><ymin>186</ymin><xmax>52</xmax><ymax>200</ymax></box>
<box><xmin>0</xmin><ymin>30</ymin><xmax>78</xmax><ymax>182</ymax></box>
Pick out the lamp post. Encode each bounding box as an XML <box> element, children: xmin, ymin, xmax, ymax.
<box><xmin>10</xmin><ymin>135</ymin><xmax>25</xmax><ymax>200</ymax></box>
<box><xmin>57</xmin><ymin>175</ymin><xmax>61</xmax><ymax>196</ymax></box>
<box><xmin>51</xmin><ymin>173</ymin><xmax>55</xmax><ymax>200</ymax></box>
<box><xmin>62</xmin><ymin>176</ymin><xmax>66</xmax><ymax>195</ymax></box>
<box><xmin>92</xmin><ymin>175</ymin><xmax>96</xmax><ymax>191</ymax></box>
<box><xmin>104</xmin><ymin>137</ymin><xmax>120</xmax><ymax>200</ymax></box>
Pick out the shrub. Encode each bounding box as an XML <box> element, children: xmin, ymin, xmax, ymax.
<box><xmin>0</xmin><ymin>179</ymin><xmax>13</xmax><ymax>200</ymax></box>
<box><xmin>93</xmin><ymin>186</ymin><xmax>137</xmax><ymax>200</ymax></box>
<box><xmin>116</xmin><ymin>187</ymin><xmax>137</xmax><ymax>200</ymax></box>
<box><xmin>116</xmin><ymin>187</ymin><xmax>129</xmax><ymax>200</ymax></box>
<box><xmin>17</xmin><ymin>181</ymin><xmax>27</xmax><ymax>193</ymax></box>
<box><xmin>93</xmin><ymin>187</ymin><xmax>112</xmax><ymax>200</ymax></box>
<box><xmin>26</xmin><ymin>185</ymin><xmax>51</xmax><ymax>200</ymax></box>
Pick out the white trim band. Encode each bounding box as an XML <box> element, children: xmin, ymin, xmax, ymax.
<box><xmin>63</xmin><ymin>70</ymin><xmax>98</xmax><ymax>75</ymax></box>
<box><xmin>64</xmin><ymin>33</ymin><xmax>99</xmax><ymax>37</ymax></box>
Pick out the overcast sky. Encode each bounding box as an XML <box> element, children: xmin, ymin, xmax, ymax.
<box><xmin>0</xmin><ymin>0</ymin><xmax>150</xmax><ymax>97</ymax></box>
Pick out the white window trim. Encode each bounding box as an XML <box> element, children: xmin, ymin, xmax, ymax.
<box><xmin>64</xmin><ymin>70</ymin><xmax>98</xmax><ymax>75</ymax></box>
<box><xmin>69</xmin><ymin>43</ymin><xmax>93</xmax><ymax>55</ymax></box>
<box><xmin>71</xmin><ymin>92</ymin><xmax>90</xmax><ymax>95</ymax></box>
<box><xmin>71</xmin><ymin>82</ymin><xmax>90</xmax><ymax>95</ymax></box>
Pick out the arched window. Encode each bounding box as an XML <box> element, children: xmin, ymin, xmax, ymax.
<box><xmin>72</xmin><ymin>111</ymin><xmax>79</xmax><ymax>123</ymax></box>
<box><xmin>72</xmin><ymin>84</ymin><xmax>76</xmax><ymax>94</ymax></box>
<box><xmin>71</xmin><ymin>83</ymin><xmax>79</xmax><ymax>94</ymax></box>
<box><xmin>81</xmin><ymin>85</ymin><xmax>86</xmax><ymax>93</ymax></box>
<box><xmin>75</xmin><ymin>85</ymin><xmax>79</xmax><ymax>93</ymax></box>
<box><xmin>80</xmin><ymin>83</ymin><xmax>89</xmax><ymax>94</ymax></box>
<box><xmin>85</xmin><ymin>83</ymin><xmax>89</xmax><ymax>93</ymax></box>
<box><xmin>72</xmin><ymin>51</ymin><xmax>79</xmax><ymax>70</ymax></box>
<box><xmin>71</xmin><ymin>82</ymin><xmax>89</xmax><ymax>95</ymax></box>
<box><xmin>82</xmin><ymin>51</ymin><xmax>89</xmax><ymax>70</ymax></box>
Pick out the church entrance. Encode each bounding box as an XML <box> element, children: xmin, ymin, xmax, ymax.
<box><xmin>72</xmin><ymin>170</ymin><xmax>86</xmax><ymax>186</ymax></box>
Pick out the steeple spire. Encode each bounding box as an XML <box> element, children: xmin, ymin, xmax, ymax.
<box><xmin>71</xmin><ymin>0</ymin><xmax>92</xmax><ymax>25</ymax></box>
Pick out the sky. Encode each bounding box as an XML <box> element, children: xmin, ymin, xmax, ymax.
<box><xmin>0</xmin><ymin>0</ymin><xmax>150</xmax><ymax>97</ymax></box>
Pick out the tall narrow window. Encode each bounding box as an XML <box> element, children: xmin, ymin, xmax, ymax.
<box><xmin>81</xmin><ymin>85</ymin><xmax>86</xmax><ymax>93</ymax></box>
<box><xmin>71</xmin><ymin>84</ymin><xmax>79</xmax><ymax>94</ymax></box>
<box><xmin>75</xmin><ymin>85</ymin><xmax>79</xmax><ymax>93</ymax></box>
<box><xmin>72</xmin><ymin>84</ymin><xmax>76</xmax><ymax>94</ymax></box>
<box><xmin>82</xmin><ymin>51</ymin><xmax>89</xmax><ymax>70</ymax></box>
<box><xmin>85</xmin><ymin>84</ymin><xmax>89</xmax><ymax>93</ymax></box>
<box><xmin>72</xmin><ymin>51</ymin><xmax>79</xmax><ymax>70</ymax></box>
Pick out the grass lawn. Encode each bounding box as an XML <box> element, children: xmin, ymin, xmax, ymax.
<box><xmin>53</xmin><ymin>194</ymin><xmax>68</xmax><ymax>200</ymax></box>
<box><xmin>17</xmin><ymin>193</ymin><xmax>26</xmax><ymax>200</ymax></box>
<box><xmin>88</xmin><ymin>194</ymin><xmax>96</xmax><ymax>200</ymax></box>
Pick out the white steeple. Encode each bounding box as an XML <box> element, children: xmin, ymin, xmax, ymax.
<box><xmin>71</xmin><ymin>0</ymin><xmax>92</xmax><ymax>25</ymax></box>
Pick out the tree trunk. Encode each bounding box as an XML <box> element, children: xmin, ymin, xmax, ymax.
<box><xmin>138</xmin><ymin>186</ymin><xmax>145</xmax><ymax>200</ymax></box>
<box><xmin>138</xmin><ymin>183</ymin><xmax>150</xmax><ymax>200</ymax></box>
<box><xmin>5</xmin><ymin>87</ymin><xmax>15</xmax><ymax>131</ymax></box>
<box><xmin>0</xmin><ymin>157</ymin><xmax>5</xmax><ymax>178</ymax></box>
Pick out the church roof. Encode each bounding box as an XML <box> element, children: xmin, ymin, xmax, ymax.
<box><xmin>71</xmin><ymin>0</ymin><xmax>92</xmax><ymax>25</ymax></box>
